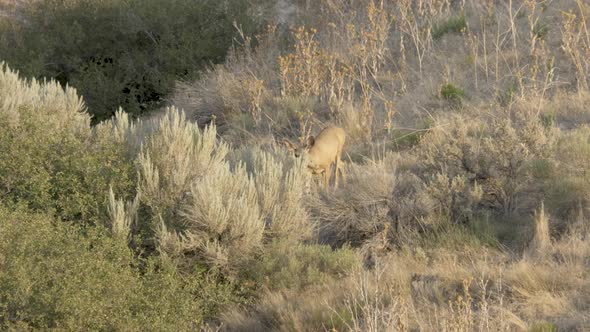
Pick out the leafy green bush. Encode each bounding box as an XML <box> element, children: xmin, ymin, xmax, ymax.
<box><xmin>0</xmin><ymin>63</ymin><xmax>134</xmax><ymax>223</ymax></box>
<box><xmin>0</xmin><ymin>206</ymin><xmax>233</xmax><ymax>330</ymax></box>
<box><xmin>0</xmin><ymin>0</ymin><xmax>264</xmax><ymax>122</ymax></box>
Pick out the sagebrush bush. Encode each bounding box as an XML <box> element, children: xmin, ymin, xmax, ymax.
<box><xmin>417</xmin><ymin>111</ymin><xmax>556</xmax><ymax>215</ymax></box>
<box><xmin>309</xmin><ymin>153</ymin><xmax>398</xmax><ymax>246</ymax></box>
<box><xmin>137</xmin><ymin>109</ymin><xmax>228</xmax><ymax>229</ymax></box>
<box><xmin>0</xmin><ymin>63</ymin><xmax>318</xmax><ymax>280</ymax></box>
<box><xmin>99</xmin><ymin>108</ymin><xmax>314</xmax><ymax>273</ymax></box>
<box><xmin>230</xmin><ymin>146</ymin><xmax>312</xmax><ymax>243</ymax></box>
<box><xmin>175</xmin><ymin>161</ymin><xmax>264</xmax><ymax>271</ymax></box>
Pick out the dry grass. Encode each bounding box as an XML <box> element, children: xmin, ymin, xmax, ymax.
<box><xmin>218</xmin><ymin>222</ymin><xmax>590</xmax><ymax>331</ymax></box>
<box><xmin>169</xmin><ymin>0</ymin><xmax>590</xmax><ymax>329</ymax></box>
<box><xmin>526</xmin><ymin>203</ymin><xmax>551</xmax><ymax>257</ymax></box>
<box><xmin>154</xmin><ymin>0</ymin><xmax>590</xmax><ymax>328</ymax></box>
<box><xmin>165</xmin><ymin>1</ymin><xmax>590</xmax><ymax>328</ymax></box>
<box><xmin>170</xmin><ymin>0</ymin><xmax>590</xmax><ymax>164</ymax></box>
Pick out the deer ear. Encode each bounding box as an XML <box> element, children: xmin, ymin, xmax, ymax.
<box><xmin>306</xmin><ymin>135</ymin><xmax>315</xmax><ymax>148</ymax></box>
<box><xmin>283</xmin><ymin>139</ymin><xmax>296</xmax><ymax>151</ymax></box>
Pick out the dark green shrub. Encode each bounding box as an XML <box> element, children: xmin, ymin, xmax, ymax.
<box><xmin>540</xmin><ymin>111</ymin><xmax>555</xmax><ymax>128</ymax></box>
<box><xmin>0</xmin><ymin>0</ymin><xmax>264</xmax><ymax>122</ymax></box>
<box><xmin>533</xmin><ymin>21</ymin><xmax>549</xmax><ymax>39</ymax></box>
<box><xmin>391</xmin><ymin>118</ymin><xmax>434</xmax><ymax>149</ymax></box>
<box><xmin>440</xmin><ymin>83</ymin><xmax>465</xmax><ymax>102</ymax></box>
<box><xmin>432</xmin><ymin>12</ymin><xmax>467</xmax><ymax>40</ymax></box>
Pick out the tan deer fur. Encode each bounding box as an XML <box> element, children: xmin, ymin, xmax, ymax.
<box><xmin>284</xmin><ymin>126</ymin><xmax>346</xmax><ymax>191</ymax></box>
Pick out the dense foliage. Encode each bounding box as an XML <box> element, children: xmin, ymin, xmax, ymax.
<box><xmin>0</xmin><ymin>0</ymin><xmax>264</xmax><ymax>122</ymax></box>
<box><xmin>0</xmin><ymin>205</ymin><xmax>251</xmax><ymax>330</ymax></box>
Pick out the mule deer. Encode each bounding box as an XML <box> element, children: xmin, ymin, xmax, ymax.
<box><xmin>284</xmin><ymin>126</ymin><xmax>345</xmax><ymax>191</ymax></box>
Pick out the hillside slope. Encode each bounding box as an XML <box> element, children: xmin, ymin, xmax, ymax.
<box><xmin>1</xmin><ymin>0</ymin><xmax>590</xmax><ymax>330</ymax></box>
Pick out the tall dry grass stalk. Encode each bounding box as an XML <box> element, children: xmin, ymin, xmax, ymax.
<box><xmin>397</xmin><ymin>0</ymin><xmax>434</xmax><ymax>78</ymax></box>
<box><xmin>561</xmin><ymin>1</ymin><xmax>590</xmax><ymax>92</ymax></box>
<box><xmin>275</xmin><ymin>0</ymin><xmax>395</xmax><ymax>140</ymax></box>
<box><xmin>527</xmin><ymin>202</ymin><xmax>551</xmax><ymax>257</ymax></box>
<box><xmin>336</xmin><ymin>269</ymin><xmax>409</xmax><ymax>332</ymax></box>
<box><xmin>278</xmin><ymin>26</ymin><xmax>327</xmax><ymax>138</ymax></box>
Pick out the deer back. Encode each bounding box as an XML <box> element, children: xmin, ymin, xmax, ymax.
<box><xmin>307</xmin><ymin>126</ymin><xmax>345</xmax><ymax>168</ymax></box>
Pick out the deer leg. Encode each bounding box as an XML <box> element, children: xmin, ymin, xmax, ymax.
<box><xmin>338</xmin><ymin>162</ymin><xmax>345</xmax><ymax>185</ymax></box>
<box><xmin>324</xmin><ymin>168</ymin><xmax>329</xmax><ymax>191</ymax></box>
<box><xmin>333</xmin><ymin>159</ymin><xmax>339</xmax><ymax>190</ymax></box>
<box><xmin>334</xmin><ymin>148</ymin><xmax>344</xmax><ymax>189</ymax></box>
